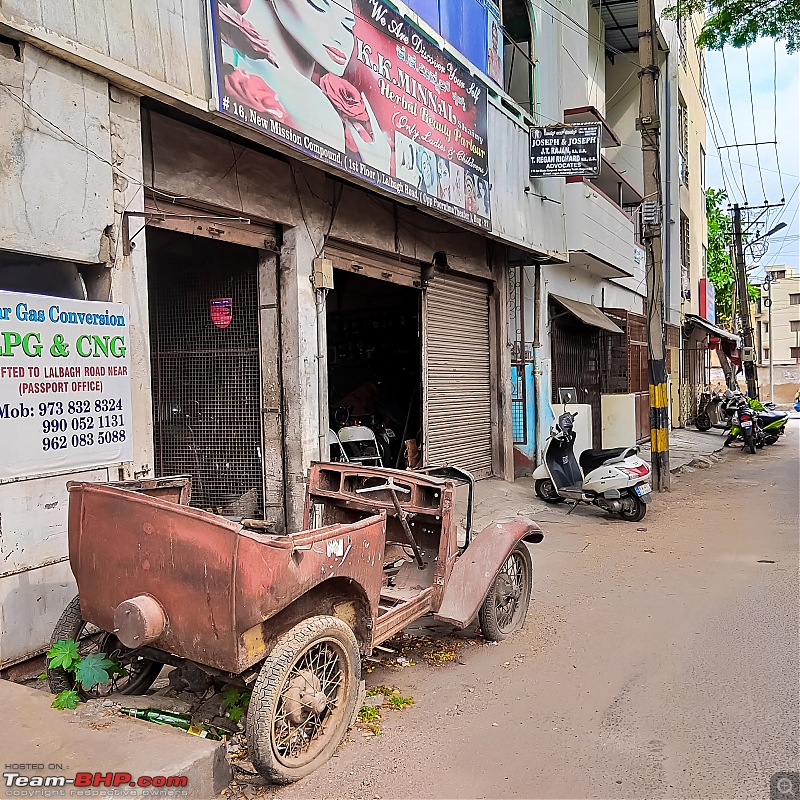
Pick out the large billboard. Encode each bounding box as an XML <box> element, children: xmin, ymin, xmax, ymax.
<box><xmin>210</xmin><ymin>0</ymin><xmax>491</xmax><ymax>231</ymax></box>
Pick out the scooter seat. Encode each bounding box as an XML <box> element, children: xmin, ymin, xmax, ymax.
<box><xmin>579</xmin><ymin>447</ymin><xmax>629</xmax><ymax>472</ymax></box>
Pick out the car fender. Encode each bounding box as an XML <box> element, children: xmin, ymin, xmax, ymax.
<box><xmin>434</xmin><ymin>517</ymin><xmax>543</xmax><ymax>628</ymax></box>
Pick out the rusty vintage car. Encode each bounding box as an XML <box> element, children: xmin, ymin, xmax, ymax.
<box><xmin>48</xmin><ymin>464</ymin><xmax>543</xmax><ymax>783</ymax></box>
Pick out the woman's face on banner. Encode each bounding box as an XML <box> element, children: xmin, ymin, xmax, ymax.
<box><xmin>274</xmin><ymin>0</ymin><xmax>356</xmax><ymax>76</ymax></box>
<box><xmin>419</xmin><ymin>150</ymin><xmax>435</xmax><ymax>187</ymax></box>
<box><xmin>437</xmin><ymin>158</ymin><xmax>450</xmax><ymax>188</ymax></box>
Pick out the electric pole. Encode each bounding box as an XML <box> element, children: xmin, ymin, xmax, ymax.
<box><xmin>638</xmin><ymin>0</ymin><xmax>670</xmax><ymax>490</ymax></box>
<box><xmin>732</xmin><ymin>204</ymin><xmax>759</xmax><ymax>398</ymax></box>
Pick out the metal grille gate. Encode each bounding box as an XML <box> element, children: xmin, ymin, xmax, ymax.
<box><xmin>549</xmin><ymin>297</ymin><xmax>602</xmax><ymax>447</ymax></box>
<box><xmin>149</xmin><ymin>230</ymin><xmax>264</xmax><ymax>517</ymax></box>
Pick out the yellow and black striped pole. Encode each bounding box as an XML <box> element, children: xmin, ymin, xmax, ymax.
<box><xmin>649</xmin><ymin>362</ymin><xmax>670</xmax><ymax>489</ymax></box>
<box><xmin>639</xmin><ymin>0</ymin><xmax>670</xmax><ymax>490</ymax></box>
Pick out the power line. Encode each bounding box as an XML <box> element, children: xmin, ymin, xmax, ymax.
<box><xmin>772</xmin><ymin>41</ymin><xmax>786</xmax><ymax>202</ymax></box>
<box><xmin>721</xmin><ymin>48</ymin><xmax>749</xmax><ymax>201</ymax></box>
<box><xmin>745</xmin><ymin>46</ymin><xmax>768</xmax><ymax>202</ymax></box>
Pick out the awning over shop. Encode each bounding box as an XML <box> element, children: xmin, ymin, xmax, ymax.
<box><xmin>549</xmin><ymin>294</ymin><xmax>624</xmax><ymax>334</ymax></box>
<box><xmin>683</xmin><ymin>314</ymin><xmax>741</xmax><ymax>347</ymax></box>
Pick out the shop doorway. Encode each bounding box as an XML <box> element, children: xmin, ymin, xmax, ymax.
<box><xmin>326</xmin><ymin>270</ymin><xmax>422</xmax><ymax>468</ymax></box>
<box><xmin>147</xmin><ymin>228</ymin><xmax>265</xmax><ymax>518</ymax></box>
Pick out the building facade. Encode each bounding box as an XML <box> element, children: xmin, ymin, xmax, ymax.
<box><xmin>0</xmin><ymin>0</ymin><xmax>567</xmax><ymax>667</ymax></box>
<box><xmin>755</xmin><ymin>265</ymin><xmax>800</xmax><ymax>402</ymax></box>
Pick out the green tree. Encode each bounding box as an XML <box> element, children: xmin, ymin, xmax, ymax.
<box><xmin>705</xmin><ymin>188</ymin><xmax>759</xmax><ymax>328</ymax></box>
<box><xmin>664</xmin><ymin>0</ymin><xmax>799</xmax><ymax>51</ymax></box>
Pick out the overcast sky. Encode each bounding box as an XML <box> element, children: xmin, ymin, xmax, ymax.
<box><xmin>704</xmin><ymin>41</ymin><xmax>799</xmax><ymax>271</ymax></box>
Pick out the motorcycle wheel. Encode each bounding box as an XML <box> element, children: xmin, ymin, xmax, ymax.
<box><xmin>535</xmin><ymin>479</ymin><xmax>565</xmax><ymax>504</ymax></box>
<box><xmin>743</xmin><ymin>428</ymin><xmax>757</xmax><ymax>454</ymax></box>
<box><xmin>619</xmin><ymin>493</ymin><xmax>647</xmax><ymax>522</ymax></box>
<box><xmin>764</xmin><ymin>435</ymin><xmax>778</xmax><ymax>445</ymax></box>
<box><xmin>695</xmin><ymin>412</ymin><xmax>712</xmax><ymax>431</ymax></box>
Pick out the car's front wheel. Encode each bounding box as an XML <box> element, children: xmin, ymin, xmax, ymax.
<box><xmin>479</xmin><ymin>544</ymin><xmax>533</xmax><ymax>641</ymax></box>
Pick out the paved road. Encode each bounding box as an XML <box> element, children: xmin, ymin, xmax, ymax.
<box><xmin>269</xmin><ymin>423</ymin><xmax>799</xmax><ymax>800</ymax></box>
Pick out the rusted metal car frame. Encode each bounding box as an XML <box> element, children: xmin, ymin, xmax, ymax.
<box><xmin>51</xmin><ymin>464</ymin><xmax>543</xmax><ymax>784</ymax></box>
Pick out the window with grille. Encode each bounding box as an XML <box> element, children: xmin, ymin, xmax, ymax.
<box><xmin>678</xmin><ymin>96</ymin><xmax>689</xmax><ymax>184</ymax></box>
<box><xmin>790</xmin><ymin>294</ymin><xmax>800</xmax><ymax>305</ymax></box>
<box><xmin>678</xmin><ymin>16</ymin><xmax>687</xmax><ymax>65</ymax></box>
<box><xmin>791</xmin><ymin>320</ymin><xmax>800</xmax><ymax>332</ymax></box>
<box><xmin>771</xmin><ymin>269</ymin><xmax>786</xmax><ymax>279</ymax></box>
<box><xmin>680</xmin><ymin>213</ymin><xmax>690</xmax><ymax>298</ymax></box>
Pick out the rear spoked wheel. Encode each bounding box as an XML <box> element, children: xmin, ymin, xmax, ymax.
<box><xmin>47</xmin><ymin>595</ymin><xmax>162</xmax><ymax>698</ymax></box>
<box><xmin>247</xmin><ymin>616</ymin><xmax>360</xmax><ymax>784</ymax></box>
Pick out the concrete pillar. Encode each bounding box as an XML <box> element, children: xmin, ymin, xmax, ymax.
<box><xmin>106</xmin><ymin>86</ymin><xmax>154</xmax><ymax>479</ymax></box>
<box><xmin>279</xmin><ymin>223</ymin><xmax>323</xmax><ymax>530</ymax></box>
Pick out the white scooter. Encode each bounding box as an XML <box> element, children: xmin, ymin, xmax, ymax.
<box><xmin>532</xmin><ymin>410</ymin><xmax>652</xmax><ymax>522</ymax></box>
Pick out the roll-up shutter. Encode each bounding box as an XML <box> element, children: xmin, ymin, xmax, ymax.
<box><xmin>424</xmin><ymin>273</ymin><xmax>493</xmax><ymax>478</ymax></box>
<box><xmin>325</xmin><ymin>241</ymin><xmax>422</xmax><ymax>288</ymax></box>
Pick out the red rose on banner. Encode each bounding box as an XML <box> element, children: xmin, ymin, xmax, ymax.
<box><xmin>224</xmin><ymin>67</ymin><xmax>288</xmax><ymax>121</ymax></box>
<box><xmin>218</xmin><ymin>2</ymin><xmax>277</xmax><ymax>65</ymax></box>
<box><xmin>319</xmin><ymin>74</ymin><xmax>374</xmax><ymax>152</ymax></box>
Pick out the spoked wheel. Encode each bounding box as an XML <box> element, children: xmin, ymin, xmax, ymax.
<box><xmin>248</xmin><ymin>616</ymin><xmax>360</xmax><ymax>784</ymax></box>
<box><xmin>535</xmin><ymin>479</ymin><xmax>565</xmax><ymax>504</ymax></box>
<box><xmin>479</xmin><ymin>543</ymin><xmax>533</xmax><ymax>641</ymax></box>
<box><xmin>619</xmin><ymin>493</ymin><xmax>647</xmax><ymax>522</ymax></box>
<box><xmin>47</xmin><ymin>595</ymin><xmax>162</xmax><ymax>698</ymax></box>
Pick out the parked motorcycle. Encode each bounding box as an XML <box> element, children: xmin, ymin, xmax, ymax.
<box><xmin>744</xmin><ymin>397</ymin><xmax>789</xmax><ymax>445</ymax></box>
<box><xmin>533</xmin><ymin>410</ymin><xmax>652</xmax><ymax>522</ymax></box>
<box><xmin>725</xmin><ymin>396</ymin><xmax>762</xmax><ymax>453</ymax></box>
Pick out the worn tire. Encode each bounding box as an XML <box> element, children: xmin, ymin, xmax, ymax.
<box><xmin>247</xmin><ymin>616</ymin><xmax>361</xmax><ymax>785</ymax></box>
<box><xmin>479</xmin><ymin>543</ymin><xmax>533</xmax><ymax>642</ymax></box>
<box><xmin>618</xmin><ymin>493</ymin><xmax>647</xmax><ymax>522</ymax></box>
<box><xmin>47</xmin><ymin>595</ymin><xmax>162</xmax><ymax>698</ymax></box>
<box><xmin>535</xmin><ymin>479</ymin><xmax>565</xmax><ymax>504</ymax></box>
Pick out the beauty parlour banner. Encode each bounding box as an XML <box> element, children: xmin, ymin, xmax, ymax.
<box><xmin>210</xmin><ymin>0</ymin><xmax>492</xmax><ymax>230</ymax></box>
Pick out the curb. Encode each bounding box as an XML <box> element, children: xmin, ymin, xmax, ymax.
<box><xmin>0</xmin><ymin>680</ymin><xmax>231</xmax><ymax>799</ymax></box>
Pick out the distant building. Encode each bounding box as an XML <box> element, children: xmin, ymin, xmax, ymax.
<box><xmin>756</xmin><ymin>266</ymin><xmax>800</xmax><ymax>366</ymax></box>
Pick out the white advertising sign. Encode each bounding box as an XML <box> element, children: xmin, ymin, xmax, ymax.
<box><xmin>0</xmin><ymin>291</ymin><xmax>133</xmax><ymax>480</ymax></box>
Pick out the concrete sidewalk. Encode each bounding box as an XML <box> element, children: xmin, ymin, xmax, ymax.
<box><xmin>638</xmin><ymin>426</ymin><xmax>727</xmax><ymax>473</ymax></box>
<box><xmin>0</xmin><ymin>680</ymin><xmax>230</xmax><ymax>799</ymax></box>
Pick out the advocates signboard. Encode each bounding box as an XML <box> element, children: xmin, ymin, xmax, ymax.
<box><xmin>210</xmin><ymin>0</ymin><xmax>491</xmax><ymax>230</ymax></box>
<box><xmin>0</xmin><ymin>292</ymin><xmax>133</xmax><ymax>480</ymax></box>
<box><xmin>529</xmin><ymin>122</ymin><xmax>602</xmax><ymax>178</ymax></box>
